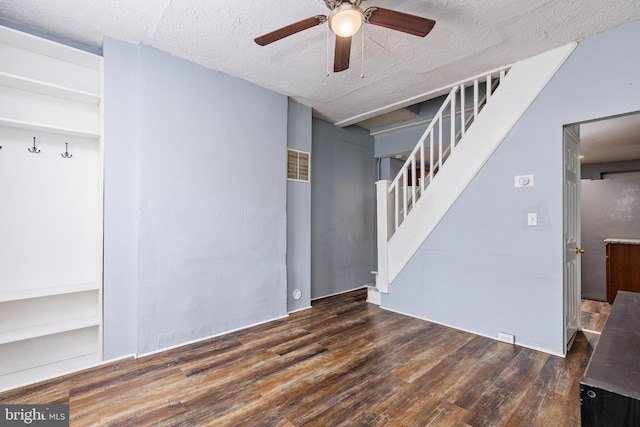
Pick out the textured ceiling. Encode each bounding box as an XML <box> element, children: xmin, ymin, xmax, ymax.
<box><xmin>1</xmin><ymin>0</ymin><xmax>640</xmax><ymax>126</ymax></box>
<box><xmin>581</xmin><ymin>113</ymin><xmax>640</xmax><ymax>165</ymax></box>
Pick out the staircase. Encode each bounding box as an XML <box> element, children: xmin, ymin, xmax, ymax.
<box><xmin>375</xmin><ymin>43</ymin><xmax>577</xmax><ymax>294</ymax></box>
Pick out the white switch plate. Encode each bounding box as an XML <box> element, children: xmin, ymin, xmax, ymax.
<box><xmin>514</xmin><ymin>174</ymin><xmax>534</xmax><ymax>188</ymax></box>
<box><xmin>528</xmin><ymin>213</ymin><xmax>537</xmax><ymax>226</ymax></box>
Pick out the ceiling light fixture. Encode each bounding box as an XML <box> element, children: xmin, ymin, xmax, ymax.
<box><xmin>329</xmin><ymin>3</ymin><xmax>363</xmax><ymax>38</ymax></box>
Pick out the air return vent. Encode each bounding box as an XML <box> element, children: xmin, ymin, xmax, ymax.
<box><xmin>287</xmin><ymin>149</ymin><xmax>310</xmax><ymax>182</ymax></box>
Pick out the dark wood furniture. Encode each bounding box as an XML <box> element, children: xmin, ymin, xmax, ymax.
<box><xmin>606</xmin><ymin>239</ymin><xmax>640</xmax><ymax>304</ymax></box>
<box><xmin>580</xmin><ymin>291</ymin><xmax>640</xmax><ymax>426</ymax></box>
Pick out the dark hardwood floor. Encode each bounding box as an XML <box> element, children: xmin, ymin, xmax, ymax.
<box><xmin>1</xmin><ymin>289</ymin><xmax>598</xmax><ymax>426</ymax></box>
<box><xmin>580</xmin><ymin>299</ymin><xmax>610</xmax><ymax>333</ymax></box>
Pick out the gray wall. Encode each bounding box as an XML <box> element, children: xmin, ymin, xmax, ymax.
<box><xmin>311</xmin><ymin>119</ymin><xmax>375</xmax><ymax>298</ymax></box>
<box><xmin>287</xmin><ymin>100</ymin><xmax>312</xmax><ymax>311</ymax></box>
<box><xmin>581</xmin><ymin>174</ymin><xmax>640</xmax><ymax>301</ymax></box>
<box><xmin>102</xmin><ymin>38</ymin><xmax>139</xmax><ymax>359</ymax></box>
<box><xmin>379</xmin><ymin>157</ymin><xmax>404</xmax><ymax>181</ymax></box>
<box><xmin>582</xmin><ymin>159</ymin><xmax>640</xmax><ymax>180</ymax></box>
<box><xmin>103</xmin><ymin>39</ymin><xmax>289</xmax><ymax>357</ymax></box>
<box><xmin>374</xmin><ymin>95</ymin><xmax>447</xmax><ymax>158</ymax></box>
<box><xmin>382</xmin><ymin>20</ymin><xmax>640</xmax><ymax>355</ymax></box>
<box><xmin>374</xmin><ymin>85</ymin><xmax>487</xmax><ymax>159</ymax></box>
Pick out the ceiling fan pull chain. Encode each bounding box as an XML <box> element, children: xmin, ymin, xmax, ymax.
<box><xmin>361</xmin><ymin>24</ymin><xmax>365</xmax><ymax>79</ymax></box>
<box><xmin>326</xmin><ymin>24</ymin><xmax>330</xmax><ymax>77</ymax></box>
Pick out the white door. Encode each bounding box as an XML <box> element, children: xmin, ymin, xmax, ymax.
<box><xmin>563</xmin><ymin>126</ymin><xmax>581</xmax><ymax>351</ymax></box>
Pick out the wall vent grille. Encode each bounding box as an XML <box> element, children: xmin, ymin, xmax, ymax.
<box><xmin>287</xmin><ymin>149</ymin><xmax>310</xmax><ymax>182</ymax></box>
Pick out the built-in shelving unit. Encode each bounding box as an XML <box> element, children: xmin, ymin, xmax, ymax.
<box><xmin>0</xmin><ymin>24</ymin><xmax>103</xmax><ymax>391</ymax></box>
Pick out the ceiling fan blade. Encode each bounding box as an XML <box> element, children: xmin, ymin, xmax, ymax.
<box><xmin>365</xmin><ymin>7</ymin><xmax>436</xmax><ymax>37</ymax></box>
<box><xmin>254</xmin><ymin>16</ymin><xmax>327</xmax><ymax>46</ymax></box>
<box><xmin>333</xmin><ymin>35</ymin><xmax>352</xmax><ymax>72</ymax></box>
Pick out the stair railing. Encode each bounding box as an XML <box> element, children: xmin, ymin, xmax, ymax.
<box><xmin>386</xmin><ymin>67</ymin><xmax>509</xmax><ymax>235</ymax></box>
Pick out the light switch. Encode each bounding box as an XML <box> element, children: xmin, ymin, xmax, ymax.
<box><xmin>528</xmin><ymin>213</ymin><xmax>537</xmax><ymax>226</ymax></box>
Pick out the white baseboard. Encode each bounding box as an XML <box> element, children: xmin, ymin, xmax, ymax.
<box><xmin>288</xmin><ymin>305</ymin><xmax>312</xmax><ymax>314</ymax></box>
<box><xmin>380</xmin><ymin>306</ymin><xmax>565</xmax><ymax>358</ymax></box>
<box><xmin>0</xmin><ymin>353</ymin><xmax>134</xmax><ymax>393</ymax></box>
<box><xmin>367</xmin><ymin>288</ymin><xmax>381</xmax><ymax>305</ymax></box>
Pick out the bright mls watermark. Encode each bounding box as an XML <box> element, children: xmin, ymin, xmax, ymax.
<box><xmin>1</xmin><ymin>405</ymin><xmax>69</xmax><ymax>426</ymax></box>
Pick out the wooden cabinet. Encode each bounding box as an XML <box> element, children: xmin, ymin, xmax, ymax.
<box><xmin>605</xmin><ymin>239</ymin><xmax>640</xmax><ymax>304</ymax></box>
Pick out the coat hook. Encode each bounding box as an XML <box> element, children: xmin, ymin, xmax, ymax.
<box><xmin>61</xmin><ymin>142</ymin><xmax>72</xmax><ymax>158</ymax></box>
<box><xmin>28</xmin><ymin>137</ymin><xmax>40</xmax><ymax>154</ymax></box>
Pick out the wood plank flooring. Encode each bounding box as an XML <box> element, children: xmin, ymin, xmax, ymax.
<box><xmin>1</xmin><ymin>289</ymin><xmax>598</xmax><ymax>426</ymax></box>
<box><xmin>580</xmin><ymin>299</ymin><xmax>610</xmax><ymax>332</ymax></box>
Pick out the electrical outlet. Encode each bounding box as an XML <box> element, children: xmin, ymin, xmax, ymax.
<box><xmin>498</xmin><ymin>332</ymin><xmax>515</xmax><ymax>344</ymax></box>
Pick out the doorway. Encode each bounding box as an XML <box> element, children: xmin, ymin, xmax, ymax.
<box><xmin>579</xmin><ymin>111</ymin><xmax>640</xmax><ymax>301</ymax></box>
<box><xmin>568</xmin><ymin>112</ymin><xmax>640</xmax><ymax>340</ymax></box>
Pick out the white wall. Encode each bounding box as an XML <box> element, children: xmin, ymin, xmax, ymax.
<box><xmin>103</xmin><ymin>39</ymin><xmax>289</xmax><ymax>356</ymax></box>
<box><xmin>0</xmin><ymin>131</ymin><xmax>99</xmax><ymax>290</ymax></box>
<box><xmin>382</xmin><ymin>20</ymin><xmax>640</xmax><ymax>355</ymax></box>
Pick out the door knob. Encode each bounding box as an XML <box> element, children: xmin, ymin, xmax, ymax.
<box><xmin>576</xmin><ymin>247</ymin><xmax>585</xmax><ymax>254</ymax></box>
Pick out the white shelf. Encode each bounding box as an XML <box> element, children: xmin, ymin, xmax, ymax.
<box><xmin>0</xmin><ymin>117</ymin><xmax>100</xmax><ymax>139</ymax></box>
<box><xmin>0</xmin><ymin>317</ymin><xmax>99</xmax><ymax>345</ymax></box>
<box><xmin>0</xmin><ymin>72</ymin><xmax>100</xmax><ymax>105</ymax></box>
<box><xmin>0</xmin><ymin>282</ymin><xmax>99</xmax><ymax>302</ymax></box>
<box><xmin>0</xmin><ymin>352</ymin><xmax>100</xmax><ymax>392</ymax></box>
<box><xmin>0</xmin><ymin>25</ymin><xmax>101</xmax><ymax>70</ymax></box>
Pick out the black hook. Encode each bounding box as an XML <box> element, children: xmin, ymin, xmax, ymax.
<box><xmin>61</xmin><ymin>142</ymin><xmax>72</xmax><ymax>159</ymax></box>
<box><xmin>28</xmin><ymin>137</ymin><xmax>40</xmax><ymax>153</ymax></box>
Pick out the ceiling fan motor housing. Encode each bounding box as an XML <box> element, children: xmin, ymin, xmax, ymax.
<box><xmin>324</xmin><ymin>0</ymin><xmax>364</xmax><ymax>10</ymax></box>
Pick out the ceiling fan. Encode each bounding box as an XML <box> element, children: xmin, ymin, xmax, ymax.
<box><xmin>254</xmin><ymin>0</ymin><xmax>436</xmax><ymax>73</ymax></box>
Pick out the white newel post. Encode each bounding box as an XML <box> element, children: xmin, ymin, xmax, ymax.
<box><xmin>376</xmin><ymin>180</ymin><xmax>393</xmax><ymax>294</ymax></box>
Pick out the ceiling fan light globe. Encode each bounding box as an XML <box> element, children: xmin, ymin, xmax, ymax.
<box><xmin>329</xmin><ymin>6</ymin><xmax>363</xmax><ymax>37</ymax></box>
